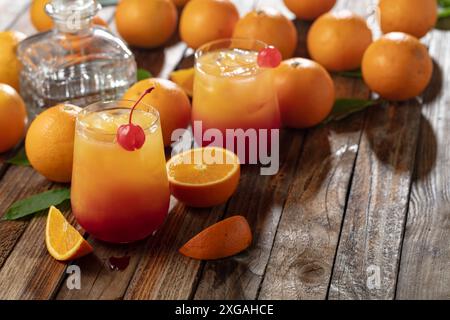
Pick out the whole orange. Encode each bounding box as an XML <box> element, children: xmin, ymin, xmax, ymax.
<box><xmin>30</xmin><ymin>0</ymin><xmax>53</xmax><ymax>32</ymax></box>
<box><xmin>362</xmin><ymin>32</ymin><xmax>433</xmax><ymax>101</ymax></box>
<box><xmin>379</xmin><ymin>0</ymin><xmax>437</xmax><ymax>39</ymax></box>
<box><xmin>307</xmin><ymin>10</ymin><xmax>372</xmax><ymax>71</ymax></box>
<box><xmin>123</xmin><ymin>78</ymin><xmax>191</xmax><ymax>146</ymax></box>
<box><xmin>232</xmin><ymin>9</ymin><xmax>298</xmax><ymax>59</ymax></box>
<box><xmin>0</xmin><ymin>84</ymin><xmax>27</xmax><ymax>153</ymax></box>
<box><xmin>25</xmin><ymin>104</ymin><xmax>81</xmax><ymax>183</ymax></box>
<box><xmin>283</xmin><ymin>0</ymin><xmax>336</xmax><ymax>21</ymax></box>
<box><xmin>116</xmin><ymin>0</ymin><xmax>177</xmax><ymax>48</ymax></box>
<box><xmin>0</xmin><ymin>31</ymin><xmax>26</xmax><ymax>92</ymax></box>
<box><xmin>180</xmin><ymin>0</ymin><xmax>239</xmax><ymax>49</ymax></box>
<box><xmin>274</xmin><ymin>58</ymin><xmax>335</xmax><ymax>128</ymax></box>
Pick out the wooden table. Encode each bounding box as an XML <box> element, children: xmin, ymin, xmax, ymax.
<box><xmin>0</xmin><ymin>0</ymin><xmax>449</xmax><ymax>300</ymax></box>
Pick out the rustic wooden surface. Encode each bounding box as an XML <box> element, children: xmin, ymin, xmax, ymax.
<box><xmin>0</xmin><ymin>0</ymin><xmax>449</xmax><ymax>300</ymax></box>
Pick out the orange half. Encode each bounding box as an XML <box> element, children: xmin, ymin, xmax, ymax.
<box><xmin>167</xmin><ymin>147</ymin><xmax>240</xmax><ymax>207</ymax></box>
<box><xmin>45</xmin><ymin>206</ymin><xmax>93</xmax><ymax>261</ymax></box>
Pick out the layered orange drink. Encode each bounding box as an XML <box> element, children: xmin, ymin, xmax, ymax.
<box><xmin>71</xmin><ymin>101</ymin><xmax>170</xmax><ymax>243</ymax></box>
<box><xmin>192</xmin><ymin>39</ymin><xmax>280</xmax><ymax>161</ymax></box>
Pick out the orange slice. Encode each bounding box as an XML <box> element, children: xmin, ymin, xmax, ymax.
<box><xmin>179</xmin><ymin>215</ymin><xmax>252</xmax><ymax>260</ymax></box>
<box><xmin>45</xmin><ymin>206</ymin><xmax>93</xmax><ymax>261</ymax></box>
<box><xmin>169</xmin><ymin>67</ymin><xmax>194</xmax><ymax>97</ymax></box>
<box><xmin>166</xmin><ymin>147</ymin><xmax>240</xmax><ymax>207</ymax></box>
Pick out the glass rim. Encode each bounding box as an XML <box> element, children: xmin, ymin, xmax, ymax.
<box><xmin>77</xmin><ymin>99</ymin><xmax>160</xmax><ymax>137</ymax></box>
<box><xmin>194</xmin><ymin>38</ymin><xmax>268</xmax><ymax>77</ymax></box>
<box><xmin>195</xmin><ymin>38</ymin><xmax>268</xmax><ymax>59</ymax></box>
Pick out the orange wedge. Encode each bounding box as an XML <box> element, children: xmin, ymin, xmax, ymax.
<box><xmin>179</xmin><ymin>215</ymin><xmax>252</xmax><ymax>260</ymax></box>
<box><xmin>167</xmin><ymin>147</ymin><xmax>240</xmax><ymax>207</ymax></box>
<box><xmin>45</xmin><ymin>206</ymin><xmax>93</xmax><ymax>261</ymax></box>
<box><xmin>169</xmin><ymin>67</ymin><xmax>194</xmax><ymax>97</ymax></box>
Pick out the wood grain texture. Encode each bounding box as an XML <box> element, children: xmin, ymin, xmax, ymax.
<box><xmin>396</xmin><ymin>29</ymin><xmax>450</xmax><ymax>300</ymax></box>
<box><xmin>259</xmin><ymin>78</ymin><xmax>369</xmax><ymax>300</ymax></box>
<box><xmin>328</xmin><ymin>101</ymin><xmax>421</xmax><ymax>299</ymax></box>
<box><xmin>0</xmin><ymin>167</ymin><xmax>52</xmax><ymax>270</ymax></box>
<box><xmin>320</xmin><ymin>0</ymin><xmax>427</xmax><ymax>300</ymax></box>
<box><xmin>193</xmin><ymin>131</ymin><xmax>304</xmax><ymax>300</ymax></box>
<box><xmin>0</xmin><ymin>202</ymin><xmax>75</xmax><ymax>299</ymax></box>
<box><xmin>123</xmin><ymin>205</ymin><xmax>223</xmax><ymax>299</ymax></box>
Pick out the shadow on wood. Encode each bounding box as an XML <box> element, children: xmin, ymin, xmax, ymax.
<box><xmin>411</xmin><ymin>114</ymin><xmax>437</xmax><ymax>182</ymax></box>
<box><xmin>423</xmin><ymin>59</ymin><xmax>443</xmax><ymax>104</ymax></box>
<box><xmin>365</xmin><ymin>101</ymin><xmax>424</xmax><ymax>173</ymax></box>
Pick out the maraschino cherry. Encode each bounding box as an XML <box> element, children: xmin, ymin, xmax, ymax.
<box><xmin>257</xmin><ymin>46</ymin><xmax>282</xmax><ymax>68</ymax></box>
<box><xmin>117</xmin><ymin>87</ymin><xmax>155</xmax><ymax>151</ymax></box>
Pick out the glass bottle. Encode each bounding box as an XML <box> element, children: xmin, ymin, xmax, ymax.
<box><xmin>17</xmin><ymin>0</ymin><xmax>137</xmax><ymax>118</ymax></box>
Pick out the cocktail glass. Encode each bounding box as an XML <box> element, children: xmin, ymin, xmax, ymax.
<box><xmin>193</xmin><ymin>38</ymin><xmax>280</xmax><ymax>162</ymax></box>
<box><xmin>71</xmin><ymin>100</ymin><xmax>170</xmax><ymax>243</ymax></box>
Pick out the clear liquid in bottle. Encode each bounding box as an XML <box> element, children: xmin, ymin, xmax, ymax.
<box><xmin>17</xmin><ymin>0</ymin><xmax>137</xmax><ymax>118</ymax></box>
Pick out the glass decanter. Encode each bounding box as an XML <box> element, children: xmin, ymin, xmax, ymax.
<box><xmin>18</xmin><ymin>0</ymin><xmax>137</xmax><ymax>118</ymax></box>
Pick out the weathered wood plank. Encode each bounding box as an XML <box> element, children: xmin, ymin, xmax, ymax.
<box><xmin>0</xmin><ymin>0</ymin><xmax>30</xmax><ymax>31</ymax></box>
<box><xmin>396</xmin><ymin>29</ymin><xmax>450</xmax><ymax>300</ymax></box>
<box><xmin>327</xmin><ymin>6</ymin><xmax>438</xmax><ymax>298</ymax></box>
<box><xmin>0</xmin><ymin>202</ymin><xmax>76</xmax><ymax>300</ymax></box>
<box><xmin>328</xmin><ymin>102</ymin><xmax>421</xmax><ymax>299</ymax></box>
<box><xmin>192</xmin><ymin>131</ymin><xmax>304</xmax><ymax>300</ymax></box>
<box><xmin>319</xmin><ymin>0</ymin><xmax>428</xmax><ymax>300</ymax></box>
<box><xmin>258</xmin><ymin>78</ymin><xmax>369</xmax><ymax>300</ymax></box>
<box><xmin>0</xmin><ymin>167</ymin><xmax>52</xmax><ymax>271</ymax></box>
<box><xmin>123</xmin><ymin>204</ymin><xmax>224</xmax><ymax>300</ymax></box>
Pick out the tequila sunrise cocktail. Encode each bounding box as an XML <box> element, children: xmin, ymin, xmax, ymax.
<box><xmin>192</xmin><ymin>39</ymin><xmax>281</xmax><ymax>161</ymax></box>
<box><xmin>71</xmin><ymin>100</ymin><xmax>170</xmax><ymax>243</ymax></box>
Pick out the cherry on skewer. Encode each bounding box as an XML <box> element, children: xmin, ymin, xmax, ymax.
<box><xmin>117</xmin><ymin>87</ymin><xmax>155</xmax><ymax>151</ymax></box>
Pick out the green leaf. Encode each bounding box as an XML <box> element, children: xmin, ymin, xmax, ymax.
<box><xmin>438</xmin><ymin>0</ymin><xmax>450</xmax><ymax>7</ymax></box>
<box><xmin>335</xmin><ymin>69</ymin><xmax>363</xmax><ymax>79</ymax></box>
<box><xmin>2</xmin><ymin>188</ymin><xmax>71</xmax><ymax>221</ymax></box>
<box><xmin>5</xmin><ymin>148</ymin><xmax>30</xmax><ymax>166</ymax></box>
<box><xmin>137</xmin><ymin>69</ymin><xmax>152</xmax><ymax>81</ymax></box>
<box><xmin>438</xmin><ymin>7</ymin><xmax>450</xmax><ymax>19</ymax></box>
<box><xmin>323</xmin><ymin>98</ymin><xmax>377</xmax><ymax>124</ymax></box>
